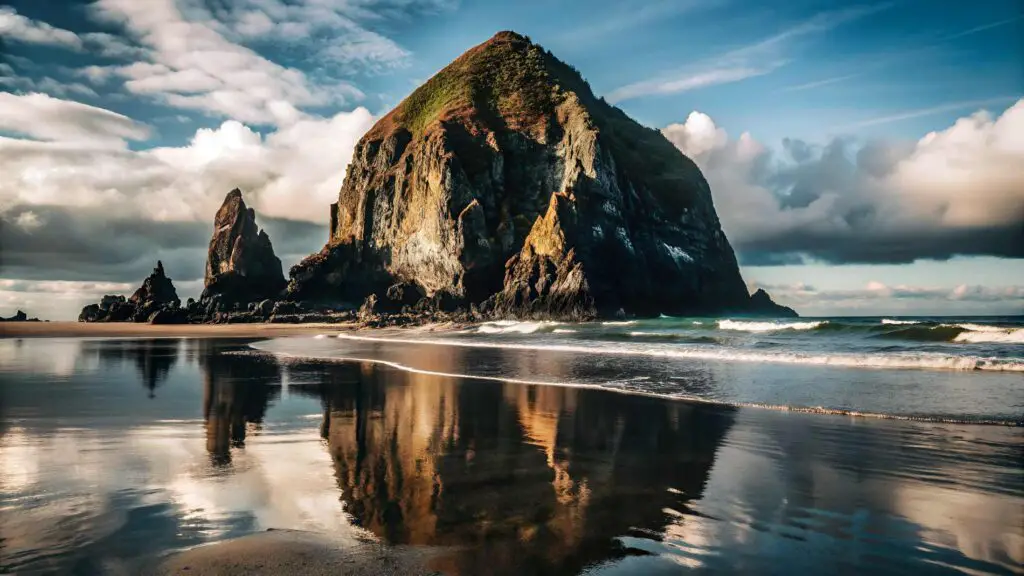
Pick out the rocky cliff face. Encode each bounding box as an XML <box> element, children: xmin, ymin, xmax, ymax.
<box><xmin>285</xmin><ymin>31</ymin><xmax>789</xmax><ymax>318</ymax></box>
<box><xmin>202</xmin><ymin>189</ymin><xmax>287</xmax><ymax>308</ymax></box>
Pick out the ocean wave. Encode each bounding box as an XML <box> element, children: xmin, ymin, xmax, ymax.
<box><xmin>552</xmin><ymin>328</ymin><xmax>578</xmax><ymax>334</ymax></box>
<box><xmin>330</xmin><ymin>333</ymin><xmax>1024</xmax><ymax>372</ymax></box>
<box><xmin>601</xmin><ymin>320</ymin><xmax>637</xmax><ymax>326</ymax></box>
<box><xmin>953</xmin><ymin>328</ymin><xmax>1024</xmax><ymax>344</ymax></box>
<box><xmin>626</xmin><ymin>332</ymin><xmax>720</xmax><ymax>344</ymax></box>
<box><xmin>476</xmin><ymin>321</ymin><xmax>560</xmax><ymax>334</ymax></box>
<box><xmin>253</xmin><ymin>341</ymin><xmax>1022</xmax><ymax>426</ymax></box>
<box><xmin>881</xmin><ymin>319</ymin><xmax>921</xmax><ymax>325</ymax></box>
<box><xmin>718</xmin><ymin>319</ymin><xmax>827</xmax><ymax>332</ymax></box>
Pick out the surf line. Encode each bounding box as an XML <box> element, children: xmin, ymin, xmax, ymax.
<box><xmin>249</xmin><ymin>342</ymin><xmax>1022</xmax><ymax>427</ymax></box>
<box><xmin>307</xmin><ymin>332</ymin><xmax>1024</xmax><ymax>373</ymax></box>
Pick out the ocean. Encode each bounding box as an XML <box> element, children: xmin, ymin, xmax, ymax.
<box><xmin>0</xmin><ymin>317</ymin><xmax>1021</xmax><ymax>574</ymax></box>
<box><xmin>258</xmin><ymin>315</ymin><xmax>1024</xmax><ymax>425</ymax></box>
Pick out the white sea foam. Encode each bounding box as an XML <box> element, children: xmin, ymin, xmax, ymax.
<box><xmin>601</xmin><ymin>320</ymin><xmax>637</xmax><ymax>326</ymax></box>
<box><xmin>947</xmin><ymin>323</ymin><xmax>1011</xmax><ymax>333</ymax></box>
<box><xmin>881</xmin><ymin>319</ymin><xmax>920</xmax><ymax>325</ymax></box>
<box><xmin>476</xmin><ymin>321</ymin><xmax>558</xmax><ymax>334</ymax></box>
<box><xmin>718</xmin><ymin>319</ymin><xmax>826</xmax><ymax>332</ymax></box>
<box><xmin>327</xmin><ymin>333</ymin><xmax>1024</xmax><ymax>372</ymax></box>
<box><xmin>953</xmin><ymin>328</ymin><xmax>1024</xmax><ymax>344</ymax></box>
<box><xmin>553</xmin><ymin>328</ymin><xmax>578</xmax><ymax>334</ymax></box>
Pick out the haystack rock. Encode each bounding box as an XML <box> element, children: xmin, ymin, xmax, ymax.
<box><xmin>201</xmin><ymin>189</ymin><xmax>287</xmax><ymax>308</ymax></box>
<box><xmin>289</xmin><ymin>31</ymin><xmax>795</xmax><ymax>318</ymax></box>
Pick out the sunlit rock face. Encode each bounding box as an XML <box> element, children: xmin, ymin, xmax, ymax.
<box><xmin>288</xmin><ymin>31</ymin><xmax>777</xmax><ymax>318</ymax></box>
<box><xmin>201</xmin><ymin>188</ymin><xmax>287</xmax><ymax>308</ymax></box>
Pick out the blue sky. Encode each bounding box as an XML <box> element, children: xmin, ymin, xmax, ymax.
<box><xmin>0</xmin><ymin>0</ymin><xmax>1021</xmax><ymax>318</ymax></box>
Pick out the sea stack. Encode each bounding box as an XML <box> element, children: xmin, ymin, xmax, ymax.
<box><xmin>200</xmin><ymin>189</ymin><xmax>287</xmax><ymax>310</ymax></box>
<box><xmin>288</xmin><ymin>31</ymin><xmax>791</xmax><ymax>318</ymax></box>
<box><xmin>79</xmin><ymin>261</ymin><xmax>184</xmax><ymax>323</ymax></box>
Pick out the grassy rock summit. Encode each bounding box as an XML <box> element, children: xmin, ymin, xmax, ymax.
<box><xmin>290</xmin><ymin>31</ymin><xmax>793</xmax><ymax>318</ymax></box>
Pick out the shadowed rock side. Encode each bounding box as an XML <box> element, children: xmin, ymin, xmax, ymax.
<box><xmin>199</xmin><ymin>189</ymin><xmax>287</xmax><ymax>311</ymax></box>
<box><xmin>749</xmin><ymin>288</ymin><xmax>798</xmax><ymax>318</ymax></box>
<box><xmin>288</xmin><ymin>30</ymin><xmax>785</xmax><ymax>318</ymax></box>
<box><xmin>0</xmin><ymin>310</ymin><xmax>41</xmax><ymax>322</ymax></box>
<box><xmin>79</xmin><ymin>261</ymin><xmax>185</xmax><ymax>323</ymax></box>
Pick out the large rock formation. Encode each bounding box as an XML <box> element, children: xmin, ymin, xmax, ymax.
<box><xmin>288</xmin><ymin>31</ymin><xmax>791</xmax><ymax>318</ymax></box>
<box><xmin>79</xmin><ymin>261</ymin><xmax>185</xmax><ymax>323</ymax></box>
<box><xmin>200</xmin><ymin>189</ymin><xmax>287</xmax><ymax>310</ymax></box>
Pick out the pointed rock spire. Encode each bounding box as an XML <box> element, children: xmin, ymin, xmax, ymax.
<box><xmin>202</xmin><ymin>188</ymin><xmax>286</xmax><ymax>306</ymax></box>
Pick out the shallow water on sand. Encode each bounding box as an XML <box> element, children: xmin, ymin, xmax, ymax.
<box><xmin>1</xmin><ymin>337</ymin><xmax>1021</xmax><ymax>575</ymax></box>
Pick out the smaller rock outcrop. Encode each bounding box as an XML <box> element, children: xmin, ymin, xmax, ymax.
<box><xmin>748</xmin><ymin>288</ymin><xmax>798</xmax><ymax>318</ymax></box>
<box><xmin>1</xmin><ymin>310</ymin><xmax>41</xmax><ymax>322</ymax></box>
<box><xmin>79</xmin><ymin>261</ymin><xmax>185</xmax><ymax>323</ymax></box>
<box><xmin>192</xmin><ymin>189</ymin><xmax>286</xmax><ymax>318</ymax></box>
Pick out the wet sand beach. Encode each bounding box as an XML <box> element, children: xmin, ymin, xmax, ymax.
<box><xmin>0</xmin><ymin>321</ymin><xmax>359</xmax><ymax>338</ymax></box>
<box><xmin>1</xmin><ymin>335</ymin><xmax>1021</xmax><ymax>574</ymax></box>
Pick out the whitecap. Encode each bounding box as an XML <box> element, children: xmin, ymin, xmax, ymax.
<box><xmin>477</xmin><ymin>321</ymin><xmax>559</xmax><ymax>335</ymax></box>
<box><xmin>325</xmin><ymin>333</ymin><xmax>1024</xmax><ymax>373</ymax></box>
<box><xmin>881</xmin><ymin>319</ymin><xmax>920</xmax><ymax>325</ymax></box>
<box><xmin>953</xmin><ymin>328</ymin><xmax>1024</xmax><ymax>344</ymax></box>
<box><xmin>717</xmin><ymin>319</ymin><xmax>826</xmax><ymax>332</ymax></box>
<box><xmin>947</xmin><ymin>323</ymin><xmax>1013</xmax><ymax>333</ymax></box>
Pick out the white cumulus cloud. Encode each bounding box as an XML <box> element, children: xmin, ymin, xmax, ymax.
<box><xmin>0</xmin><ymin>94</ymin><xmax>375</xmax><ymax>224</ymax></box>
<box><xmin>0</xmin><ymin>92</ymin><xmax>151</xmax><ymax>146</ymax></box>
<box><xmin>663</xmin><ymin>99</ymin><xmax>1024</xmax><ymax>265</ymax></box>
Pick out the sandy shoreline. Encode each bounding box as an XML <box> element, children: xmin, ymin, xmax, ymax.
<box><xmin>0</xmin><ymin>321</ymin><xmax>359</xmax><ymax>338</ymax></box>
<box><xmin>143</xmin><ymin>530</ymin><xmax>438</xmax><ymax>575</ymax></box>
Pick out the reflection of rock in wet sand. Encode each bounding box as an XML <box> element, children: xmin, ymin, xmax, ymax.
<box><xmin>90</xmin><ymin>339</ymin><xmax>179</xmax><ymax>397</ymax></box>
<box><xmin>196</xmin><ymin>341</ymin><xmax>281</xmax><ymax>466</ymax></box>
<box><xmin>306</xmin><ymin>346</ymin><xmax>735</xmax><ymax>575</ymax></box>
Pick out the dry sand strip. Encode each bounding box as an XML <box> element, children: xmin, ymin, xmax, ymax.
<box><xmin>142</xmin><ymin>530</ymin><xmax>441</xmax><ymax>576</ymax></box>
<box><xmin>0</xmin><ymin>321</ymin><xmax>355</xmax><ymax>339</ymax></box>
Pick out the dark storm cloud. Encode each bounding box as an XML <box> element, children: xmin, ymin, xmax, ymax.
<box><xmin>0</xmin><ymin>205</ymin><xmax>328</xmax><ymax>284</ymax></box>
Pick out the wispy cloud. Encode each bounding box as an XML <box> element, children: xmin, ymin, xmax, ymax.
<box><xmin>782</xmin><ymin>13</ymin><xmax>1023</xmax><ymax>95</ymax></box>
<box><xmin>835</xmin><ymin>96</ymin><xmax>1019</xmax><ymax>130</ymax></box>
<box><xmin>940</xmin><ymin>14</ymin><xmax>1023</xmax><ymax>41</ymax></box>
<box><xmin>776</xmin><ymin>73</ymin><xmax>861</xmax><ymax>93</ymax></box>
<box><xmin>0</xmin><ymin>6</ymin><xmax>82</xmax><ymax>49</ymax></box>
<box><xmin>608</xmin><ymin>64</ymin><xmax>782</xmax><ymax>103</ymax></box>
<box><xmin>607</xmin><ymin>3</ymin><xmax>889</xmax><ymax>103</ymax></box>
<box><xmin>563</xmin><ymin>0</ymin><xmax>716</xmax><ymax>44</ymax></box>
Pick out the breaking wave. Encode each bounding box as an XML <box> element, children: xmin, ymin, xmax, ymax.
<box><xmin>476</xmin><ymin>321</ymin><xmax>561</xmax><ymax>335</ymax></box>
<box><xmin>953</xmin><ymin>328</ymin><xmax>1024</xmax><ymax>344</ymax></box>
<box><xmin>717</xmin><ymin>320</ymin><xmax>827</xmax><ymax>332</ymax></box>
<box><xmin>253</xmin><ymin>339</ymin><xmax>1023</xmax><ymax>426</ymax></box>
<box><xmin>330</xmin><ymin>333</ymin><xmax>1024</xmax><ymax>372</ymax></box>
